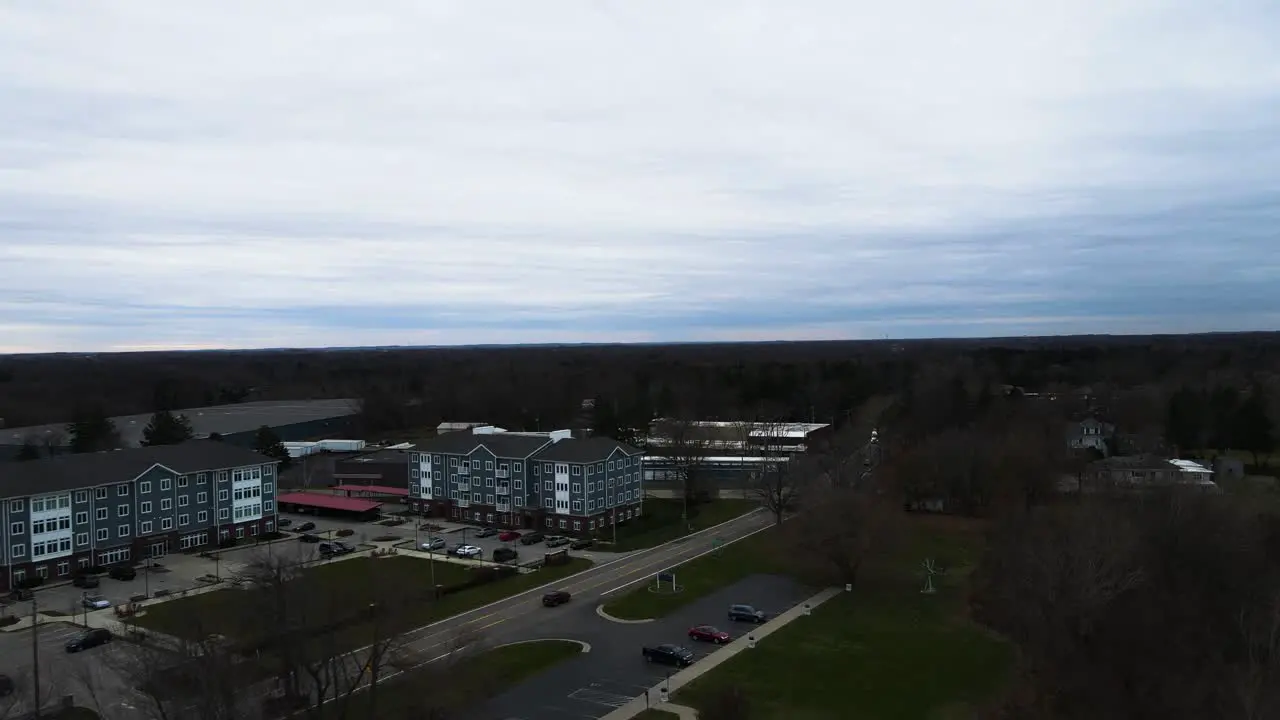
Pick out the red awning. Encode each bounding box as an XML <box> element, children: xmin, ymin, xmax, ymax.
<box><xmin>332</xmin><ymin>484</ymin><xmax>410</xmax><ymax>497</ymax></box>
<box><xmin>276</xmin><ymin>492</ymin><xmax>382</xmax><ymax>513</ymax></box>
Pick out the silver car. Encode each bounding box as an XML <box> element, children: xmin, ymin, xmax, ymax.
<box><xmin>420</xmin><ymin>537</ymin><xmax>446</xmax><ymax>551</ymax></box>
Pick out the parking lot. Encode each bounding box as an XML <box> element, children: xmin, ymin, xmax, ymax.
<box><xmin>471</xmin><ymin>573</ymin><xmax>815</xmax><ymax>720</ymax></box>
<box><xmin>0</xmin><ymin>621</ymin><xmax>150</xmax><ymax>717</ymax></box>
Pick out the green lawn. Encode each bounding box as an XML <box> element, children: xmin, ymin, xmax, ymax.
<box><xmin>133</xmin><ymin>555</ymin><xmax>592</xmax><ymax>653</ymax></box>
<box><xmin>676</xmin><ymin>516</ymin><xmax>1014</xmax><ymax>720</ymax></box>
<box><xmin>329</xmin><ymin>639</ymin><xmax>584</xmax><ymax>719</ymax></box>
<box><xmin>632</xmin><ymin>710</ymin><xmax>681</xmax><ymax>719</ymax></box>
<box><xmin>598</xmin><ymin>498</ymin><xmax>759</xmax><ymax>552</ymax></box>
<box><xmin>602</xmin><ymin>522</ymin><xmax>789</xmax><ymax>620</ymax></box>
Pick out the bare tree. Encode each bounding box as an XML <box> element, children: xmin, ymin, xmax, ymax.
<box><xmin>784</xmin><ymin>484</ymin><xmax>901</xmax><ymax>589</ymax></box>
<box><xmin>744</xmin><ymin>420</ymin><xmax>807</xmax><ymax>525</ymax></box>
<box><xmin>649</xmin><ymin>418</ymin><xmax>710</xmax><ymax>513</ymax></box>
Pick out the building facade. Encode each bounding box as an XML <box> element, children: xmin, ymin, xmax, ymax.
<box><xmin>1083</xmin><ymin>455</ymin><xmax>1218</xmax><ymax>493</ymax></box>
<box><xmin>407</xmin><ymin>426</ymin><xmax>644</xmax><ymax>536</ymax></box>
<box><xmin>0</xmin><ymin>442</ymin><xmax>279</xmax><ymax>591</ymax></box>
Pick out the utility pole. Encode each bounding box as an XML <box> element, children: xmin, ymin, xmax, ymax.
<box><xmin>31</xmin><ymin>595</ymin><xmax>41</xmax><ymax>719</ymax></box>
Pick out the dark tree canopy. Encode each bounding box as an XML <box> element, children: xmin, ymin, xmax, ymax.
<box><xmin>141</xmin><ymin>409</ymin><xmax>194</xmax><ymax>446</ymax></box>
<box><xmin>66</xmin><ymin>407</ymin><xmax>121</xmax><ymax>454</ymax></box>
<box><xmin>253</xmin><ymin>425</ymin><xmax>291</xmax><ymax>470</ymax></box>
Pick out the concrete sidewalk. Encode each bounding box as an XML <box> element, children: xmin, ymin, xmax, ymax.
<box><xmin>600</xmin><ymin>585</ymin><xmax>843</xmax><ymax>720</ymax></box>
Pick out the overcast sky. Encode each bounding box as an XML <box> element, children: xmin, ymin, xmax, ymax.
<box><xmin>2</xmin><ymin>1</ymin><xmax>1278</xmax><ymax>353</ymax></box>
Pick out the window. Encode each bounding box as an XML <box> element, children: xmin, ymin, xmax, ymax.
<box><xmin>484</xmin><ymin>461</ymin><xmax>493</xmax><ymax>470</ymax></box>
<box><xmin>472</xmin><ymin>493</ymin><xmax>482</xmax><ymax>503</ymax></box>
<box><xmin>545</xmin><ymin>518</ymin><xmax>553</xmax><ymax>528</ymax></box>
<box><xmin>555</xmin><ymin>463</ymin><xmax>568</xmax><ymax>475</ymax></box>
<box><xmin>514</xmin><ymin>497</ymin><xmax>523</xmax><ymax>507</ymax></box>
<box><xmin>75</xmin><ymin>532</ymin><xmax>87</xmax><ymax>546</ymax></box>
<box><xmin>572</xmin><ymin>500</ymin><xmax>582</xmax><ymax>512</ymax></box>
<box><xmin>197</xmin><ymin>473</ymin><xmax>207</xmax><ymax>484</ymax></box>
<box><xmin>162</xmin><ymin>477</ymin><xmax>173</xmax><ymax>491</ymax></box>
<box><xmin>197</xmin><ymin>492</ymin><xmax>207</xmax><ymax>504</ymax></box>
<box><xmin>160</xmin><ymin>498</ymin><xmax>172</xmax><ymax>511</ymax></box>
<box><xmin>572</xmin><ymin>465</ymin><xmax>581</xmax><ymax>476</ymax></box>
<box><xmin>587</xmin><ymin>482</ymin><xmax>594</xmax><ymax>493</ymax></box>
<box><xmin>264</xmin><ymin>500</ymin><xmax>274</xmax><ymax>511</ymax></box>
<box><xmin>78</xmin><ymin>557</ymin><xmax>90</xmax><ymax>568</ymax></box>
<box><xmin>218</xmin><ymin>509</ymin><xmax>229</xmax><ymax>520</ymax></box>
<box><xmin>264</xmin><ymin>465</ymin><xmax>273</xmax><ymax>476</ymax></box>
<box><xmin>96</xmin><ymin>528</ymin><xmax>108</xmax><ymax>541</ymax></box>
<box><xmin>178</xmin><ymin>475</ymin><xmax>189</xmax><ymax>488</ymax></box>
<box><xmin>544</xmin><ymin>499</ymin><xmax>554</xmax><ymax>509</ymax></box>
<box><xmin>140</xmin><ymin>521</ymin><xmax>153</xmax><ymax>535</ymax></box>
<box><xmin>179</xmin><ymin>514</ymin><xmax>190</xmax><ymax>526</ymax></box>
<box><xmin>596</xmin><ymin>463</ymin><xmax>604</xmax><ymax>473</ymax></box>
<box><xmin>178</xmin><ymin>495</ymin><xmax>189</xmax><ymax>507</ymax></box>
<box><xmin>218</xmin><ymin>490</ymin><xmax>229</xmax><ymax>502</ymax></box>
<box><xmin>95</xmin><ymin>507</ymin><xmax>108</xmax><ymax>521</ymax></box>
<box><xmin>264</xmin><ymin>482</ymin><xmax>273</xmax><ymax>494</ymax></box>
<box><xmin>514</xmin><ymin>462</ymin><xmax>522</xmax><ymax>472</ymax></box>
<box><xmin>9</xmin><ymin>522</ymin><xmax>23</xmax><ymax>536</ymax></box>
<box><xmin>544</xmin><ymin>463</ymin><xmax>553</xmax><ymax>473</ymax></box>
<box><xmin>450</xmin><ymin>458</ymin><xmax>458</xmax><ymax>467</ymax></box>
<box><xmin>451</xmin><ymin>507</ymin><xmax>459</xmax><ymax>518</ymax></box>
<box><xmin>608</xmin><ymin>461</ymin><xmax>615</xmax><ymax>471</ymax></box>
<box><xmin>117</xmin><ymin>484</ymin><xmax>129</xmax><ymax>496</ymax></box>
<box><xmin>558</xmin><ymin>519</ymin><xmax>567</xmax><ymax>529</ymax></box>
<box><xmin>235</xmin><ymin>527</ymin><xmax>244</xmax><ymax>539</ymax></box>
<box><xmin>265</xmin><ymin>520</ymin><xmax>274</xmax><ymax>532</ymax></box>
<box><xmin>433</xmin><ymin>455</ymin><xmax>441</xmax><ymax>463</ymax></box>
<box><xmin>97</xmin><ymin>547</ymin><xmax>130</xmax><ymax>565</ymax></box>
<box><xmin>197</xmin><ymin>511</ymin><xmax>209</xmax><ymax>523</ymax></box>
<box><xmin>160</xmin><ymin>517</ymin><xmax>173</xmax><ymax>531</ymax></box>
<box><xmin>573</xmin><ymin>520</ymin><xmax>582</xmax><ymax>531</ymax></box>
<box><xmin>75</xmin><ymin>511</ymin><xmax>88</xmax><ymax>525</ymax></box>
<box><xmin>10</xmin><ymin>544</ymin><xmax>24</xmax><ymax>557</ymax></box>
<box><xmin>515</xmin><ymin>479</ymin><xmax>523</xmax><ymax>490</ymax></box>
<box><xmin>140</xmin><ymin>480</ymin><xmax>152</xmax><ymax>494</ymax></box>
<box><xmin>217</xmin><ymin>471</ymin><xmax>228</xmax><ymax>482</ymax></box>
<box><xmin>75</xmin><ymin>490</ymin><xmax>89</xmax><ymax>504</ymax></box>
<box><xmin>486</xmin><ymin>494</ymin><xmax>494</xmax><ymax>504</ymax></box>
<box><xmin>118</xmin><ymin>525</ymin><xmax>131</xmax><ymax>538</ymax></box>
<box><xmin>35</xmin><ymin>566</ymin><xmax>48</xmax><ymax>579</ymax></box>
<box><xmin>586</xmin><ymin>465</ymin><xmax>593</xmax><ymax>475</ymax></box>
<box><xmin>461</xmin><ymin>462</ymin><xmax>470</xmax><ymax>471</ymax></box>
<box><xmin>572</xmin><ymin>484</ymin><xmax>581</xmax><ymax>493</ymax></box>
<box><xmin>9</xmin><ymin>499</ymin><xmax>26</xmax><ymax>514</ymax></box>
<box><xmin>434</xmin><ymin>471</ymin><xmax>442</xmax><ymax>480</ymax></box>
<box><xmin>588</xmin><ymin>500</ymin><xmax>595</xmax><ymax>511</ymax></box>
<box><xmin>95</xmin><ymin>487</ymin><xmax>108</xmax><ymax>500</ymax></box>
<box><xmin>140</xmin><ymin>501</ymin><xmax>152</xmax><ymax>514</ymax></box>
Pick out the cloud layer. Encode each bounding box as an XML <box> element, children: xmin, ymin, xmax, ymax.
<box><xmin>2</xmin><ymin>0</ymin><xmax>1278</xmax><ymax>352</ymax></box>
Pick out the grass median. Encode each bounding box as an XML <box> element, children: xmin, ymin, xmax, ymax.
<box><xmin>601</xmin><ymin>522</ymin><xmax>786</xmax><ymax>620</ymax></box>
<box><xmin>599</xmin><ymin>498</ymin><xmax>759</xmax><ymax>552</ymax></box>
<box><xmin>632</xmin><ymin>710</ymin><xmax>682</xmax><ymax>719</ymax></box>
<box><xmin>329</xmin><ymin>639</ymin><xmax>585</xmax><ymax>719</ymax></box>
<box><xmin>132</xmin><ymin>554</ymin><xmax>593</xmax><ymax>653</ymax></box>
<box><xmin>675</xmin><ymin>516</ymin><xmax>1014</xmax><ymax>719</ymax></box>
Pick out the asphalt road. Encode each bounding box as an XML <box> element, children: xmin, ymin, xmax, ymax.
<box><xmin>471</xmin><ymin>572</ymin><xmax>814</xmax><ymax>720</ymax></box>
<box><xmin>0</xmin><ymin>621</ymin><xmax>149</xmax><ymax>718</ymax></box>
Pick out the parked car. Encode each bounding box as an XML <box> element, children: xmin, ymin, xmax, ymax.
<box><xmin>319</xmin><ymin>541</ymin><xmax>355</xmax><ymax>556</ymax></box>
<box><xmin>108</xmin><ymin>565</ymin><xmax>136</xmax><ymax>581</ymax></box>
<box><xmin>298</xmin><ymin>533</ymin><xmax>321</xmax><ymax>543</ymax></box>
<box><xmin>294</xmin><ymin>522</ymin><xmax>317</xmax><ymax>532</ymax></box>
<box><xmin>421</xmin><ymin>537</ymin><xmax>446</xmax><ymax>551</ymax></box>
<box><xmin>453</xmin><ymin>545</ymin><xmax>483</xmax><ymax>559</ymax></box>
<box><xmin>545</xmin><ymin>536</ymin><xmax>571</xmax><ymax>548</ymax></box>
<box><xmin>277</xmin><ymin>518</ymin><xmax>293</xmax><ymax>527</ymax></box>
<box><xmin>82</xmin><ymin>595</ymin><xmax>111</xmax><ymax>611</ymax></box>
<box><xmin>728</xmin><ymin>604</ymin><xmax>767</xmax><ymax>623</ymax></box>
<box><xmin>641</xmin><ymin>644</ymin><xmax>695</xmax><ymax>667</ymax></box>
<box><xmin>688</xmin><ymin>625</ymin><xmax>732</xmax><ymax>644</ymax></box>
<box><xmin>498</xmin><ymin>531</ymin><xmax>522</xmax><ymax>542</ymax></box>
<box><xmin>492</xmin><ymin>547</ymin><xmax>519</xmax><ymax>563</ymax></box>
<box><xmin>569</xmin><ymin>538</ymin><xmax>593</xmax><ymax>550</ymax></box>
<box><xmin>72</xmin><ymin>574</ymin><xmax>100</xmax><ymax>589</ymax></box>
<box><xmin>519</xmin><ymin>532</ymin><xmax>545</xmax><ymax>546</ymax></box>
<box><xmin>65</xmin><ymin>628</ymin><xmax>112</xmax><ymax>653</ymax></box>
<box><xmin>542</xmin><ymin>590</ymin><xmax>571</xmax><ymax>607</ymax></box>
<box><xmin>474</xmin><ymin>527</ymin><xmax>498</xmax><ymax>538</ymax></box>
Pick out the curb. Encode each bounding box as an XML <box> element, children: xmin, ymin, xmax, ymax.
<box><xmin>595</xmin><ymin>603</ymin><xmax>654</xmax><ymax>624</ymax></box>
<box><xmin>493</xmin><ymin>637</ymin><xmax>593</xmax><ymax>653</ymax></box>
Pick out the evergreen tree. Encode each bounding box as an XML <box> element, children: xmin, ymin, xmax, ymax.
<box><xmin>252</xmin><ymin>425</ymin><xmax>291</xmax><ymax>470</ymax></box>
<box><xmin>141</xmin><ymin>410</ymin><xmax>194</xmax><ymax>446</ymax></box>
<box><xmin>14</xmin><ymin>440</ymin><xmax>40</xmax><ymax>461</ymax></box>
<box><xmin>208</xmin><ymin>432</ymin><xmax>224</xmax><ymax>442</ymax></box>
<box><xmin>1235</xmin><ymin>390</ymin><xmax>1275</xmax><ymax>467</ymax></box>
<box><xmin>66</xmin><ymin>407</ymin><xmax>121</xmax><ymax>454</ymax></box>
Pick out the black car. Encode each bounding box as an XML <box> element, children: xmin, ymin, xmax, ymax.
<box><xmin>642</xmin><ymin>644</ymin><xmax>695</xmax><ymax>667</ymax></box>
<box><xmin>728</xmin><ymin>604</ymin><xmax>767</xmax><ymax>623</ymax></box>
<box><xmin>108</xmin><ymin>565</ymin><xmax>136</xmax><ymax>581</ymax></box>
<box><xmin>545</xmin><ymin>536</ymin><xmax>571</xmax><ymax>548</ymax></box>
<box><xmin>295</xmin><ymin>522</ymin><xmax>317</xmax><ymax>532</ymax></box>
<box><xmin>319</xmin><ymin>541</ymin><xmax>354</xmax><ymax>556</ymax></box>
<box><xmin>299</xmin><ymin>534</ymin><xmax>321</xmax><ymax>543</ymax></box>
<box><xmin>492</xmin><ymin>547</ymin><xmax>518</xmax><ymax>563</ymax></box>
<box><xmin>66</xmin><ymin>628</ymin><xmax>112</xmax><ymax>653</ymax></box>
<box><xmin>72</xmin><ymin>574</ymin><xmax>100</xmax><ymax>589</ymax></box>
<box><xmin>519</xmin><ymin>532</ymin><xmax>545</xmax><ymax>546</ymax></box>
<box><xmin>474</xmin><ymin>527</ymin><xmax>498</xmax><ymax>538</ymax></box>
<box><xmin>542</xmin><ymin>590</ymin><xmax>571</xmax><ymax>607</ymax></box>
<box><xmin>278</xmin><ymin>518</ymin><xmax>293</xmax><ymax>527</ymax></box>
<box><xmin>569</xmin><ymin>538</ymin><xmax>593</xmax><ymax>550</ymax></box>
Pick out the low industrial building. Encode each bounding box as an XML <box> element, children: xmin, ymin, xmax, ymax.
<box><xmin>1083</xmin><ymin>455</ymin><xmax>1219</xmax><ymax>493</ymax></box>
<box><xmin>407</xmin><ymin>425</ymin><xmax>644</xmax><ymax>536</ymax></box>
<box><xmin>332</xmin><ymin>448</ymin><xmax>411</xmax><ymax>487</ymax></box>
<box><xmin>641</xmin><ymin>420</ymin><xmax>832</xmax><ymax>488</ymax></box>
<box><xmin>0</xmin><ymin>442</ymin><xmax>279</xmax><ymax>591</ymax></box>
<box><xmin>2</xmin><ymin>399</ymin><xmax>360</xmax><ymax>459</ymax></box>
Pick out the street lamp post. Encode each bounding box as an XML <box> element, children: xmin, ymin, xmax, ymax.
<box><xmin>31</xmin><ymin>596</ymin><xmax>41</xmax><ymax>720</ymax></box>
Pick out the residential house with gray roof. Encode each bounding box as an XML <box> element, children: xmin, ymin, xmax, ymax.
<box><xmin>408</xmin><ymin>426</ymin><xmax>644</xmax><ymax>536</ymax></box>
<box><xmin>0</xmin><ymin>442</ymin><xmax>280</xmax><ymax>591</ymax></box>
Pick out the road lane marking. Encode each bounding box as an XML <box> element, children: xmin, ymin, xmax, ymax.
<box><xmin>598</xmin><ymin>520</ymin><xmax>774</xmax><ymax>596</ymax></box>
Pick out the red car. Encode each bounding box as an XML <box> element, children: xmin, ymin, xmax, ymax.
<box><xmin>498</xmin><ymin>531</ymin><xmax>522</xmax><ymax>542</ymax></box>
<box><xmin>688</xmin><ymin>625</ymin><xmax>732</xmax><ymax>644</ymax></box>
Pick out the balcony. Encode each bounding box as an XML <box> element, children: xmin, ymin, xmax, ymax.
<box><xmin>458</xmin><ymin>466</ymin><xmax>470</xmax><ymax>474</ymax></box>
<box><xmin>496</xmin><ymin>501</ymin><xmax>512</xmax><ymax>512</ymax></box>
<box><xmin>496</xmin><ymin>469</ymin><xmax>510</xmax><ymax>479</ymax></box>
<box><xmin>456</xmin><ymin>481</ymin><xmax>470</xmax><ymax>492</ymax></box>
<box><xmin>496</xmin><ymin>483</ymin><xmax>511</xmax><ymax>495</ymax></box>
<box><xmin>457</xmin><ymin>498</ymin><xmax>470</xmax><ymax>508</ymax></box>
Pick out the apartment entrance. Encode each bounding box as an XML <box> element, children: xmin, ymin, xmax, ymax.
<box><xmin>148</xmin><ymin>541</ymin><xmax>169</xmax><ymax>559</ymax></box>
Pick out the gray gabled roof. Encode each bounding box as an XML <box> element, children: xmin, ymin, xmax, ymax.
<box><xmin>533</xmin><ymin>437</ymin><xmax>642</xmax><ymax>463</ymax></box>
<box><xmin>0</xmin><ymin>442</ymin><xmax>278</xmax><ymax>500</ymax></box>
<box><xmin>412</xmin><ymin>432</ymin><xmax>553</xmax><ymax>459</ymax></box>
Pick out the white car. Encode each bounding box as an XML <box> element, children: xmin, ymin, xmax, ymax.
<box><xmin>453</xmin><ymin>545</ymin><xmax>483</xmax><ymax>559</ymax></box>
<box><xmin>82</xmin><ymin>595</ymin><xmax>111</xmax><ymax>611</ymax></box>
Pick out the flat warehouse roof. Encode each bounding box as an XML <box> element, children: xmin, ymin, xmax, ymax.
<box><xmin>332</xmin><ymin>484</ymin><xmax>409</xmax><ymax>497</ymax></box>
<box><xmin>276</xmin><ymin>492</ymin><xmax>382</xmax><ymax>513</ymax></box>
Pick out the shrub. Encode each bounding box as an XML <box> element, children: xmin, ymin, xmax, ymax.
<box><xmin>336</xmin><ymin>529</ymin><xmax>355</xmax><ymax>537</ymax></box>
<box><xmin>218</xmin><ymin>537</ymin><xmax>238</xmax><ymax>549</ymax></box>
<box><xmin>15</xmin><ymin>576</ymin><xmax>45</xmax><ymax>590</ymax></box>
<box><xmin>373</xmin><ymin>535</ymin><xmax>399</xmax><ymax>542</ymax></box>
<box><xmin>439</xmin><ymin>566</ymin><xmax>518</xmax><ymax>597</ymax></box>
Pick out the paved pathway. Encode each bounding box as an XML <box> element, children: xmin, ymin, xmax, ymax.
<box><xmin>599</xmin><ymin>586</ymin><xmax>843</xmax><ymax>720</ymax></box>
